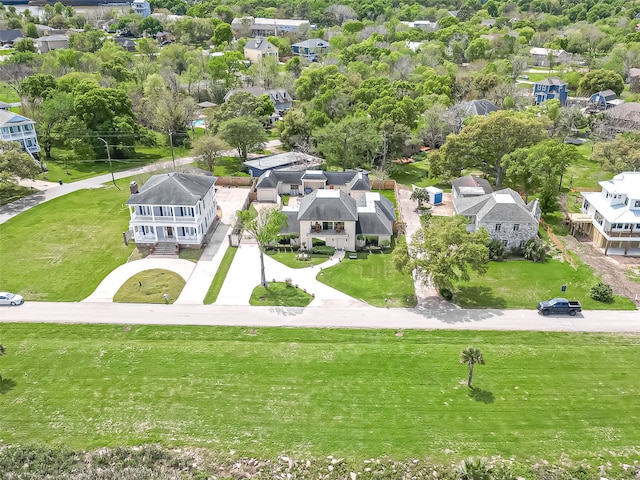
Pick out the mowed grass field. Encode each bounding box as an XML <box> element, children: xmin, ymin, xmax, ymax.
<box><xmin>0</xmin><ymin>181</ymin><xmax>134</xmax><ymax>301</ymax></box>
<box><xmin>1</xmin><ymin>324</ymin><xmax>639</xmax><ymax>462</ymax></box>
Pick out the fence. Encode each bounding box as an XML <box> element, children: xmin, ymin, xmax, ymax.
<box><xmin>215</xmin><ymin>176</ymin><xmax>255</xmax><ymax>187</ymax></box>
<box><xmin>540</xmin><ymin>219</ymin><xmax>577</xmax><ymax>270</ymax></box>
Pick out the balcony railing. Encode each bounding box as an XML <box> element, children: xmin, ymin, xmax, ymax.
<box><xmin>309</xmin><ymin>227</ymin><xmax>347</xmax><ymax>235</ymax></box>
<box><xmin>130</xmin><ymin>213</ymin><xmax>200</xmax><ymax>224</ymax></box>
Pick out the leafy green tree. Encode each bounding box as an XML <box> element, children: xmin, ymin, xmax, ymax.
<box><xmin>138</xmin><ymin>16</ymin><xmax>163</xmax><ymax>35</ymax></box>
<box><xmin>431</xmin><ymin>111</ymin><xmax>548</xmax><ymax>187</ymax></box>
<box><xmin>400</xmin><ymin>215</ymin><xmax>490</xmax><ymax>292</ymax></box>
<box><xmin>14</xmin><ymin>38</ymin><xmax>37</xmax><ymax>53</ymax></box>
<box><xmin>465</xmin><ymin>38</ymin><xmax>491</xmax><ymax>61</ymax></box>
<box><xmin>213</xmin><ymin>5</ymin><xmax>234</xmax><ymax>23</ymax></box>
<box><xmin>538</xmin><ymin>183</ymin><xmax>559</xmax><ymax>214</ymax></box>
<box><xmin>238</xmin><ymin>206</ymin><xmax>288</xmax><ymax>287</ymax></box>
<box><xmin>410</xmin><ymin>188</ymin><xmax>430</xmax><ymax>209</ymax></box>
<box><xmin>248</xmin><ymin>56</ymin><xmax>280</xmax><ymax>90</ymax></box>
<box><xmin>68</xmin><ymin>30</ymin><xmax>104</xmax><ymax>52</ymax></box>
<box><xmin>285</xmin><ymin>56</ymin><xmax>302</xmax><ymax>77</ymax></box>
<box><xmin>192</xmin><ymin>135</ymin><xmax>228</xmax><ymax>173</ymax></box>
<box><xmin>523</xmin><ymin>238</ymin><xmax>548</xmax><ymax>262</ymax></box>
<box><xmin>25</xmin><ymin>23</ymin><xmax>39</xmax><ymax>38</ymax></box>
<box><xmin>590</xmin><ymin>282</ymin><xmax>613</xmax><ymax>303</ymax></box>
<box><xmin>578</xmin><ymin>69</ymin><xmax>625</xmax><ymax>96</ymax></box>
<box><xmin>460</xmin><ymin>348</ymin><xmax>486</xmax><ymax>389</ymax></box>
<box><xmin>590</xmin><ymin>133</ymin><xmax>640</xmax><ymax>173</ymax></box>
<box><xmin>0</xmin><ymin>141</ymin><xmax>42</xmax><ymax>189</ymax></box>
<box><xmin>211</xmin><ymin>92</ymin><xmax>274</xmax><ymax>128</ymax></box>
<box><xmin>152</xmin><ymin>90</ymin><xmax>198</xmax><ymax>147</ymax></box>
<box><xmin>212</xmin><ymin>22</ymin><xmax>233</xmax><ymax>46</ymax></box>
<box><xmin>21</xmin><ymin>74</ymin><xmax>57</xmax><ymax>101</ymax></box>
<box><xmin>218</xmin><ymin>116</ymin><xmax>267</xmax><ymax>160</ymax></box>
<box><xmin>277</xmin><ymin>109</ymin><xmax>312</xmax><ymax>150</ymax></box>
<box><xmin>313</xmin><ymin>116</ymin><xmax>381</xmax><ymax>171</ymax></box>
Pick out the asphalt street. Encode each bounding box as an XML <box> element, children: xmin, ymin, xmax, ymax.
<box><xmin>1</xmin><ymin>302</ymin><xmax>638</xmax><ymax>332</ymax></box>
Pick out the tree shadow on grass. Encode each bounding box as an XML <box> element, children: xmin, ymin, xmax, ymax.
<box><xmin>0</xmin><ymin>378</ymin><xmax>17</xmax><ymax>394</ymax></box>
<box><xmin>455</xmin><ymin>286</ymin><xmax>507</xmax><ymax>309</ymax></box>
<box><xmin>469</xmin><ymin>387</ymin><xmax>494</xmax><ymax>404</ymax></box>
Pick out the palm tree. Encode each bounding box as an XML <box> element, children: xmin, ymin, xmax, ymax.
<box><xmin>457</xmin><ymin>457</ymin><xmax>492</xmax><ymax>480</ymax></box>
<box><xmin>460</xmin><ymin>347</ymin><xmax>485</xmax><ymax>388</ymax></box>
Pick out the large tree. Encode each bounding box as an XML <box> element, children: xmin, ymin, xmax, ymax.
<box><xmin>460</xmin><ymin>347</ymin><xmax>485</xmax><ymax>388</ymax></box>
<box><xmin>237</xmin><ymin>206</ymin><xmax>288</xmax><ymax>287</ymax></box>
<box><xmin>431</xmin><ymin>111</ymin><xmax>548</xmax><ymax>187</ymax></box>
<box><xmin>192</xmin><ymin>135</ymin><xmax>228</xmax><ymax>173</ymax></box>
<box><xmin>313</xmin><ymin>116</ymin><xmax>381</xmax><ymax>171</ymax></box>
<box><xmin>0</xmin><ymin>141</ymin><xmax>42</xmax><ymax>194</ymax></box>
<box><xmin>399</xmin><ymin>215</ymin><xmax>490</xmax><ymax>293</ymax></box>
<box><xmin>218</xmin><ymin>116</ymin><xmax>267</xmax><ymax>160</ymax></box>
<box><xmin>590</xmin><ymin>132</ymin><xmax>640</xmax><ymax>173</ymax></box>
<box><xmin>578</xmin><ymin>69</ymin><xmax>625</xmax><ymax>96</ymax></box>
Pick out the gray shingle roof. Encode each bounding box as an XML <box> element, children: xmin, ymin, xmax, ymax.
<box><xmin>126</xmin><ymin>173</ymin><xmax>216</xmax><ymax>206</ymax></box>
<box><xmin>537</xmin><ymin>77</ymin><xmax>566</xmax><ymax>86</ymax></box>
<box><xmin>245</xmin><ymin>37</ymin><xmax>277</xmax><ymax>52</ymax></box>
<box><xmin>347</xmin><ymin>171</ymin><xmax>371</xmax><ymax>191</ymax></box>
<box><xmin>0</xmin><ymin>30</ymin><xmax>22</xmax><ymax>43</ymax></box>
<box><xmin>281</xmin><ymin>210</ymin><xmax>299</xmax><ymax>235</ymax></box>
<box><xmin>292</xmin><ymin>38</ymin><xmax>329</xmax><ymax>48</ymax></box>
<box><xmin>454</xmin><ymin>188</ymin><xmax>537</xmax><ymax>223</ymax></box>
<box><xmin>255</xmin><ymin>170</ymin><xmax>370</xmax><ymax>190</ymax></box>
<box><xmin>460</xmin><ymin>99</ymin><xmax>499</xmax><ymax>116</ymax></box>
<box><xmin>297</xmin><ymin>190</ymin><xmax>358</xmax><ymax>221</ymax></box>
<box><xmin>452</xmin><ymin>175</ymin><xmax>493</xmax><ymax>197</ymax></box>
<box><xmin>356</xmin><ymin>211</ymin><xmax>393</xmax><ymax>236</ymax></box>
<box><xmin>301</xmin><ymin>170</ymin><xmax>327</xmax><ymax>181</ymax></box>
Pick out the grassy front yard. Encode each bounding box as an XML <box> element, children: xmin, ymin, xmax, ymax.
<box><xmin>317</xmin><ymin>243</ymin><xmax>416</xmax><ymax>307</ymax></box>
<box><xmin>1</xmin><ymin>324</ymin><xmax>639</xmax><ymax>463</ymax></box>
<box><xmin>266</xmin><ymin>250</ymin><xmax>330</xmax><ymax>268</ymax></box>
<box><xmin>113</xmin><ymin>269</ymin><xmax>185</xmax><ymax>304</ymax></box>
<box><xmin>453</xmin><ymin>259</ymin><xmax>636</xmax><ymax>310</ymax></box>
<box><xmin>0</xmin><ymin>180</ymin><xmax>133</xmax><ymax>301</ymax></box>
<box><xmin>249</xmin><ymin>281</ymin><xmax>313</xmax><ymax>306</ymax></box>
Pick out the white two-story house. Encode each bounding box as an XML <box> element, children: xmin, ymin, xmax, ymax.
<box><xmin>0</xmin><ymin>110</ymin><xmax>41</xmax><ymax>161</ymax></box>
<box><xmin>578</xmin><ymin>172</ymin><xmax>640</xmax><ymax>256</ymax></box>
<box><xmin>126</xmin><ymin>173</ymin><xmax>218</xmax><ymax>248</ymax></box>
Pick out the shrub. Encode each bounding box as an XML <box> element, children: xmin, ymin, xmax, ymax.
<box><xmin>590</xmin><ymin>281</ymin><xmax>613</xmax><ymax>303</ymax></box>
<box><xmin>312</xmin><ymin>238</ymin><xmax>325</xmax><ymax>247</ymax></box>
<box><xmin>488</xmin><ymin>239</ymin><xmax>505</xmax><ymax>260</ymax></box>
<box><xmin>510</xmin><ymin>245</ymin><xmax>524</xmax><ymax>256</ymax></box>
<box><xmin>524</xmin><ymin>238</ymin><xmax>548</xmax><ymax>262</ymax></box>
<box><xmin>311</xmin><ymin>246</ymin><xmax>335</xmax><ymax>256</ymax></box>
<box><xmin>380</xmin><ymin>239</ymin><xmax>391</xmax><ymax>249</ymax></box>
<box><xmin>440</xmin><ymin>288</ymin><xmax>453</xmax><ymax>301</ymax></box>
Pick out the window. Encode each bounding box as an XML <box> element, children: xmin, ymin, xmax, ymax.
<box><xmin>513</xmin><ymin>224</ymin><xmax>519</xmax><ymax>231</ymax></box>
<box><xmin>495</xmin><ymin>223</ymin><xmax>501</xmax><ymax>232</ymax></box>
<box><xmin>635</xmin><ymin>200</ymin><xmax>640</xmax><ymax>208</ymax></box>
<box><xmin>519</xmin><ymin>240</ymin><xmax>526</xmax><ymax>248</ymax></box>
<box><xmin>502</xmin><ymin>240</ymin><xmax>508</xmax><ymax>247</ymax></box>
<box><xmin>583</xmin><ymin>200</ymin><xmax>590</xmax><ymax>209</ymax></box>
<box><xmin>625</xmin><ymin>198</ymin><xmax>629</xmax><ymax>205</ymax></box>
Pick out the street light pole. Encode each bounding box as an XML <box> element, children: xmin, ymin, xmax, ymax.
<box><xmin>169</xmin><ymin>129</ymin><xmax>175</xmax><ymax>171</ymax></box>
<box><xmin>97</xmin><ymin>136</ymin><xmax>120</xmax><ymax>190</ymax></box>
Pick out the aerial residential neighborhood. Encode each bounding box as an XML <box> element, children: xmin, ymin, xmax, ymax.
<box><xmin>0</xmin><ymin>0</ymin><xmax>640</xmax><ymax>478</ymax></box>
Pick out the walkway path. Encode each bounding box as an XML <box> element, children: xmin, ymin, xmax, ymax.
<box><xmin>215</xmin><ymin>245</ymin><xmax>363</xmax><ymax>307</ymax></box>
<box><xmin>396</xmin><ymin>187</ymin><xmax>443</xmax><ymax>307</ymax></box>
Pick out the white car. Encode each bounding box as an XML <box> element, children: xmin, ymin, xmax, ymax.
<box><xmin>0</xmin><ymin>292</ymin><xmax>24</xmax><ymax>306</ymax></box>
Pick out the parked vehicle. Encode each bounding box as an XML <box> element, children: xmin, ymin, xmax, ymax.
<box><xmin>0</xmin><ymin>292</ymin><xmax>24</xmax><ymax>306</ymax></box>
<box><xmin>537</xmin><ymin>298</ymin><xmax>582</xmax><ymax>316</ymax></box>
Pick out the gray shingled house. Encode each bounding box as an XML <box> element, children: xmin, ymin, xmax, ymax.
<box><xmin>126</xmin><ymin>173</ymin><xmax>217</xmax><ymax>248</ymax></box>
<box><xmin>256</xmin><ymin>169</ymin><xmax>395</xmax><ymax>250</ymax></box>
<box><xmin>453</xmin><ymin>187</ymin><xmax>540</xmax><ymax>250</ymax></box>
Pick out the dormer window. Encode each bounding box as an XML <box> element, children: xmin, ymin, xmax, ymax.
<box><xmin>635</xmin><ymin>200</ymin><xmax>640</xmax><ymax>208</ymax></box>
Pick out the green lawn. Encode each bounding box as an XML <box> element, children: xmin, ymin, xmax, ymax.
<box><xmin>389</xmin><ymin>159</ymin><xmax>439</xmax><ymax>187</ymax></box>
<box><xmin>249</xmin><ymin>281</ymin><xmax>313</xmax><ymax>306</ymax></box>
<box><xmin>113</xmin><ymin>269</ymin><xmax>185</xmax><ymax>304</ymax></box>
<box><xmin>0</xmin><ymin>81</ymin><xmax>19</xmax><ymax>102</ymax></box>
<box><xmin>1</xmin><ymin>324</ymin><xmax>639</xmax><ymax>463</ymax></box>
<box><xmin>204</xmin><ymin>246</ymin><xmax>238</xmax><ymax>304</ymax></box>
<box><xmin>0</xmin><ymin>179</ymin><xmax>134</xmax><ymax>301</ymax></box>
<box><xmin>266</xmin><ymin>250</ymin><xmax>330</xmax><ymax>268</ymax></box>
<box><xmin>563</xmin><ymin>143</ymin><xmax>610</xmax><ymax>191</ymax></box>
<box><xmin>453</xmin><ymin>259</ymin><xmax>636</xmax><ymax>310</ymax></box>
<box><xmin>317</xmin><ymin>243</ymin><xmax>416</xmax><ymax>307</ymax></box>
<box><xmin>212</xmin><ymin>156</ymin><xmax>246</xmax><ymax>176</ymax></box>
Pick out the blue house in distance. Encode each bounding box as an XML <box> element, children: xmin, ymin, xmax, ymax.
<box><xmin>533</xmin><ymin>77</ymin><xmax>568</xmax><ymax>106</ymax></box>
<box><xmin>291</xmin><ymin>38</ymin><xmax>329</xmax><ymax>61</ymax></box>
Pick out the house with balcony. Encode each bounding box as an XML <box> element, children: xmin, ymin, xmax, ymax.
<box><xmin>232</xmin><ymin>16</ymin><xmax>313</xmax><ymax>37</ymax></box>
<box><xmin>529</xmin><ymin>47</ymin><xmax>573</xmax><ymax>67</ymax></box>
<box><xmin>126</xmin><ymin>173</ymin><xmax>217</xmax><ymax>248</ymax></box>
<box><xmin>243</xmin><ymin>37</ymin><xmax>279</xmax><ymax>63</ymax></box>
<box><xmin>292</xmin><ymin>38</ymin><xmax>329</xmax><ymax>60</ymax></box>
<box><xmin>256</xmin><ymin>169</ymin><xmax>394</xmax><ymax>249</ymax></box>
<box><xmin>131</xmin><ymin>0</ymin><xmax>151</xmax><ymax>18</ymax></box>
<box><xmin>570</xmin><ymin>172</ymin><xmax>640</xmax><ymax>256</ymax></box>
<box><xmin>0</xmin><ymin>110</ymin><xmax>40</xmax><ymax>161</ymax></box>
<box><xmin>533</xmin><ymin>77</ymin><xmax>568</xmax><ymax>106</ymax></box>
<box><xmin>453</xmin><ymin>187</ymin><xmax>541</xmax><ymax>250</ymax></box>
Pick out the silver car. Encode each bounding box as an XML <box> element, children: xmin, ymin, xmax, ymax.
<box><xmin>0</xmin><ymin>292</ymin><xmax>24</xmax><ymax>306</ymax></box>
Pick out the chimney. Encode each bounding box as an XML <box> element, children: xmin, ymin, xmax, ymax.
<box><xmin>129</xmin><ymin>181</ymin><xmax>138</xmax><ymax>194</ymax></box>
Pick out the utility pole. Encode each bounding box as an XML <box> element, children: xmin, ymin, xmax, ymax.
<box><xmin>97</xmin><ymin>137</ymin><xmax>120</xmax><ymax>190</ymax></box>
<box><xmin>169</xmin><ymin>129</ymin><xmax>176</xmax><ymax>171</ymax></box>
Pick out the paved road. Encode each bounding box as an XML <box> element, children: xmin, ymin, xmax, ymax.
<box><xmin>1</xmin><ymin>302</ymin><xmax>638</xmax><ymax>332</ymax></box>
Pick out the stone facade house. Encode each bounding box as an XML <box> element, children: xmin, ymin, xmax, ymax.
<box><xmin>453</xmin><ymin>187</ymin><xmax>541</xmax><ymax>250</ymax></box>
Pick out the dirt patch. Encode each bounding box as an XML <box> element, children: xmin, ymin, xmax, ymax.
<box><xmin>563</xmin><ymin>234</ymin><xmax>640</xmax><ymax>307</ymax></box>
